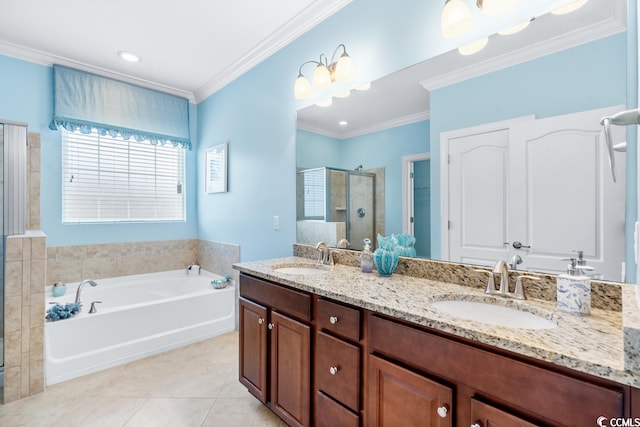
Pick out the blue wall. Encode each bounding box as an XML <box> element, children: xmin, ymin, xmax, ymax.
<box><xmin>429</xmin><ymin>33</ymin><xmax>630</xmax><ymax>269</ymax></box>
<box><xmin>296</xmin><ymin>120</ymin><xmax>430</xmax><ymax>237</ymax></box>
<box><xmin>0</xmin><ymin>54</ymin><xmax>199</xmax><ymax>246</ymax></box>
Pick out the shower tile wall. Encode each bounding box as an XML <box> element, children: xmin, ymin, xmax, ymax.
<box><xmin>27</xmin><ymin>133</ymin><xmax>40</xmax><ymax>230</ymax></box>
<box><xmin>4</xmin><ymin>232</ymin><xmax>46</xmax><ymax>403</ymax></box>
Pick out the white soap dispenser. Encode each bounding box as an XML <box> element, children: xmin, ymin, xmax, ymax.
<box><xmin>557</xmin><ymin>251</ymin><xmax>593</xmax><ymax>316</ymax></box>
<box><xmin>360</xmin><ymin>238</ymin><xmax>374</xmax><ymax>273</ymax></box>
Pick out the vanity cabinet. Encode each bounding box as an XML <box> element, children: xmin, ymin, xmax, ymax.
<box><xmin>314</xmin><ymin>298</ymin><xmax>363</xmax><ymax>426</ymax></box>
<box><xmin>368</xmin><ymin>313</ymin><xmax>626</xmax><ymax>427</ymax></box>
<box><xmin>239</xmin><ymin>274</ymin><xmax>311</xmax><ymax>427</ymax></box>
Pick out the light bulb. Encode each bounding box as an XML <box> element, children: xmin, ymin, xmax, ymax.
<box><xmin>334</xmin><ymin>53</ymin><xmax>355</xmax><ymax>82</ymax></box>
<box><xmin>458</xmin><ymin>37</ymin><xmax>489</xmax><ymax>55</ymax></box>
<box><xmin>551</xmin><ymin>0</ymin><xmax>588</xmax><ymax>15</ymax></box>
<box><xmin>312</xmin><ymin>64</ymin><xmax>332</xmax><ymax>89</ymax></box>
<box><xmin>294</xmin><ymin>75</ymin><xmax>313</xmax><ymax>100</ymax></box>
<box><xmin>441</xmin><ymin>0</ymin><xmax>473</xmax><ymax>39</ymax></box>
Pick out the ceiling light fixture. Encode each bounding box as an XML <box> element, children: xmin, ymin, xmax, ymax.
<box><xmin>476</xmin><ymin>0</ymin><xmax>520</xmax><ymax>17</ymax></box>
<box><xmin>294</xmin><ymin>44</ymin><xmax>355</xmax><ymax>100</ymax></box>
<box><xmin>551</xmin><ymin>0</ymin><xmax>588</xmax><ymax>15</ymax></box>
<box><xmin>441</xmin><ymin>0</ymin><xmax>473</xmax><ymax>39</ymax></box>
<box><xmin>117</xmin><ymin>51</ymin><xmax>141</xmax><ymax>63</ymax></box>
<box><xmin>338</xmin><ymin>120</ymin><xmax>348</xmax><ymax>126</ymax></box>
<box><xmin>458</xmin><ymin>37</ymin><xmax>489</xmax><ymax>55</ymax></box>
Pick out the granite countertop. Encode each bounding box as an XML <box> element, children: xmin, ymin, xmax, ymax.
<box><xmin>234</xmin><ymin>256</ymin><xmax>640</xmax><ymax>387</ymax></box>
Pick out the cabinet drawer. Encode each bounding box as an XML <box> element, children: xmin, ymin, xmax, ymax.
<box><xmin>317</xmin><ymin>298</ymin><xmax>361</xmax><ymax>342</ymax></box>
<box><xmin>315</xmin><ymin>391</ymin><xmax>359</xmax><ymax>427</ymax></box>
<box><xmin>315</xmin><ymin>331</ymin><xmax>360</xmax><ymax>412</ymax></box>
<box><xmin>240</xmin><ymin>273</ymin><xmax>311</xmax><ymax>322</ymax></box>
<box><xmin>369</xmin><ymin>314</ymin><xmax>624</xmax><ymax>426</ymax></box>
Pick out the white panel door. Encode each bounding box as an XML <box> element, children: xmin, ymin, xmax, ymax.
<box><xmin>448</xmin><ymin>128</ymin><xmax>511</xmax><ymax>267</ymax></box>
<box><xmin>510</xmin><ymin>105</ymin><xmax>626</xmax><ymax>279</ymax></box>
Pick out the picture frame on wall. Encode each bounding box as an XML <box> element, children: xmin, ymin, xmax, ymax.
<box><xmin>205</xmin><ymin>142</ymin><xmax>228</xmax><ymax>193</ymax></box>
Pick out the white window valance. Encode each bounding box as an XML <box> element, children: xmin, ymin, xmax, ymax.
<box><xmin>49</xmin><ymin>65</ymin><xmax>191</xmax><ymax>149</ymax></box>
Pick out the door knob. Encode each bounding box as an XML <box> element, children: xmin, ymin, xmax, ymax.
<box><xmin>512</xmin><ymin>241</ymin><xmax>531</xmax><ymax>249</ymax></box>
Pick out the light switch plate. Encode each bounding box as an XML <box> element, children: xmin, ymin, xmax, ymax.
<box><xmin>273</xmin><ymin>215</ymin><xmax>280</xmax><ymax>230</ymax></box>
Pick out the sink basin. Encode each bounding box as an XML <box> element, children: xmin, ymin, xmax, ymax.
<box><xmin>272</xmin><ymin>264</ymin><xmax>329</xmax><ymax>275</ymax></box>
<box><xmin>431</xmin><ymin>300</ymin><xmax>557</xmax><ymax>330</ymax></box>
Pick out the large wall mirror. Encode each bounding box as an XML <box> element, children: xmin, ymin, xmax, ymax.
<box><xmin>296</xmin><ymin>0</ymin><xmax>631</xmax><ymax>283</ymax></box>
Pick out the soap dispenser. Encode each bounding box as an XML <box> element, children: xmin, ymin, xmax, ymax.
<box><xmin>360</xmin><ymin>238</ymin><xmax>374</xmax><ymax>273</ymax></box>
<box><xmin>557</xmin><ymin>251</ymin><xmax>593</xmax><ymax>316</ymax></box>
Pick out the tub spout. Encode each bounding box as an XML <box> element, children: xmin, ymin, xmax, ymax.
<box><xmin>75</xmin><ymin>279</ymin><xmax>98</xmax><ymax>307</ymax></box>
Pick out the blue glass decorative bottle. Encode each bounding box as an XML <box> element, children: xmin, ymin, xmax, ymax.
<box><xmin>373</xmin><ymin>234</ymin><xmax>399</xmax><ymax>276</ymax></box>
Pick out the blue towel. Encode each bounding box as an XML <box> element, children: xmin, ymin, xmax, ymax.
<box><xmin>46</xmin><ymin>303</ymin><xmax>81</xmax><ymax>321</ymax></box>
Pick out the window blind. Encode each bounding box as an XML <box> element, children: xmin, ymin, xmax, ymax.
<box><xmin>62</xmin><ymin>130</ymin><xmax>185</xmax><ymax>223</ymax></box>
<box><xmin>303</xmin><ymin>168</ymin><xmax>325</xmax><ymax>219</ymax></box>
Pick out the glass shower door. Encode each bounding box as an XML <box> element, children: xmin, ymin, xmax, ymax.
<box><xmin>348</xmin><ymin>173</ymin><xmax>375</xmax><ymax>250</ymax></box>
<box><xmin>0</xmin><ymin>123</ymin><xmax>4</xmax><ymax>369</ymax></box>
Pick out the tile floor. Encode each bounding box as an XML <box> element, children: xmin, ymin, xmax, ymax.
<box><xmin>0</xmin><ymin>331</ymin><xmax>286</xmax><ymax>426</ymax></box>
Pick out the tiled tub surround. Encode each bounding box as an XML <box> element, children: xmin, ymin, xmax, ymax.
<box><xmin>4</xmin><ymin>231</ymin><xmax>47</xmax><ymax>403</ymax></box>
<box><xmin>235</xmin><ymin>252</ymin><xmax>640</xmax><ymax>387</ymax></box>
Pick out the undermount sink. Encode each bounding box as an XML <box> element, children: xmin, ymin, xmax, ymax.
<box><xmin>431</xmin><ymin>300</ymin><xmax>557</xmax><ymax>330</ymax></box>
<box><xmin>272</xmin><ymin>263</ymin><xmax>329</xmax><ymax>275</ymax></box>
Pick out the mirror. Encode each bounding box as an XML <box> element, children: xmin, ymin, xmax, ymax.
<box><xmin>296</xmin><ymin>0</ymin><xmax>630</xmax><ymax>282</ymax></box>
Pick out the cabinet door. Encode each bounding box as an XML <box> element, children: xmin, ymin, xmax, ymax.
<box><xmin>471</xmin><ymin>399</ymin><xmax>541</xmax><ymax>427</ymax></box>
<box><xmin>367</xmin><ymin>354</ymin><xmax>452</xmax><ymax>427</ymax></box>
<box><xmin>239</xmin><ymin>298</ymin><xmax>268</xmax><ymax>404</ymax></box>
<box><xmin>270</xmin><ymin>311</ymin><xmax>311</xmax><ymax>427</ymax></box>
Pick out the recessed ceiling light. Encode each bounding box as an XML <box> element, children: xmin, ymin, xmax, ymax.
<box><xmin>118</xmin><ymin>51</ymin><xmax>141</xmax><ymax>63</ymax></box>
<box><xmin>338</xmin><ymin>120</ymin><xmax>348</xmax><ymax>126</ymax></box>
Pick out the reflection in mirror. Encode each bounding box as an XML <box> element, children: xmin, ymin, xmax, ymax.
<box><xmin>295</xmin><ymin>0</ymin><xmax>629</xmax><ymax>281</ymax></box>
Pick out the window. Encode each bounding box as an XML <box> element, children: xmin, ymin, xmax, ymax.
<box><xmin>62</xmin><ymin>129</ymin><xmax>185</xmax><ymax>223</ymax></box>
<box><xmin>303</xmin><ymin>168</ymin><xmax>325</xmax><ymax>219</ymax></box>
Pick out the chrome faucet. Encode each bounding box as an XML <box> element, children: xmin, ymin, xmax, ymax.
<box><xmin>75</xmin><ymin>279</ymin><xmax>98</xmax><ymax>308</ymax></box>
<box><xmin>315</xmin><ymin>241</ymin><xmax>334</xmax><ymax>265</ymax></box>
<box><xmin>477</xmin><ymin>260</ymin><xmax>532</xmax><ymax>300</ymax></box>
<box><xmin>492</xmin><ymin>260</ymin><xmax>510</xmax><ymax>295</ymax></box>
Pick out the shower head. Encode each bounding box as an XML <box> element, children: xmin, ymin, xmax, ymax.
<box><xmin>355</xmin><ymin>165</ymin><xmax>363</xmax><ymax>171</ymax></box>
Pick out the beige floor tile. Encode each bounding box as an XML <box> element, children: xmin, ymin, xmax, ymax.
<box><xmin>124</xmin><ymin>397</ymin><xmax>214</xmax><ymax>427</ymax></box>
<box><xmin>203</xmin><ymin>397</ymin><xmax>283</xmax><ymax>427</ymax></box>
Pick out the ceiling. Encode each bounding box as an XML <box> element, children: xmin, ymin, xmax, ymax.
<box><xmin>0</xmin><ymin>0</ymin><xmax>351</xmax><ymax>102</ymax></box>
<box><xmin>296</xmin><ymin>0</ymin><xmax>626</xmax><ymax>139</ymax></box>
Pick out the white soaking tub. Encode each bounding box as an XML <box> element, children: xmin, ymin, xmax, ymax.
<box><xmin>44</xmin><ymin>269</ymin><xmax>235</xmax><ymax>385</ymax></box>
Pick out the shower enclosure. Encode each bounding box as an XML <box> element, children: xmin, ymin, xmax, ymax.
<box><xmin>297</xmin><ymin>167</ymin><xmax>376</xmax><ymax>250</ymax></box>
<box><xmin>0</xmin><ymin>123</ymin><xmax>3</xmax><ymax>371</ymax></box>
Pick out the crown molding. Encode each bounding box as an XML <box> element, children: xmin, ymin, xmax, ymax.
<box><xmin>193</xmin><ymin>0</ymin><xmax>352</xmax><ymax>103</ymax></box>
<box><xmin>0</xmin><ymin>40</ymin><xmax>197</xmax><ymax>102</ymax></box>
<box><xmin>297</xmin><ymin>111</ymin><xmax>430</xmax><ymax>140</ymax></box>
<box><xmin>420</xmin><ymin>4</ymin><xmax>626</xmax><ymax>92</ymax></box>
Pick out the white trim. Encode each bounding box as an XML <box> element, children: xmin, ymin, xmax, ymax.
<box><xmin>440</xmin><ymin>115</ymin><xmax>535</xmax><ymax>260</ymax></box>
<box><xmin>421</xmin><ymin>3</ymin><xmax>626</xmax><ymax>92</ymax></box>
<box><xmin>297</xmin><ymin>111</ymin><xmax>430</xmax><ymax>140</ymax></box>
<box><xmin>402</xmin><ymin>153</ymin><xmax>430</xmax><ymax>235</ymax></box>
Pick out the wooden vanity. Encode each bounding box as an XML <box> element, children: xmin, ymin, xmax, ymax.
<box><xmin>235</xmin><ymin>257</ymin><xmax>640</xmax><ymax>426</ymax></box>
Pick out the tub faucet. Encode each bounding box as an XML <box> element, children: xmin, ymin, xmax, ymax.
<box><xmin>75</xmin><ymin>279</ymin><xmax>98</xmax><ymax>307</ymax></box>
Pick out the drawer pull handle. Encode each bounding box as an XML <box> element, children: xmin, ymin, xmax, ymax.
<box><xmin>436</xmin><ymin>406</ymin><xmax>448</xmax><ymax>418</ymax></box>
<box><xmin>329</xmin><ymin>316</ymin><xmax>339</xmax><ymax>324</ymax></box>
<box><xmin>258</xmin><ymin>317</ymin><xmax>264</xmax><ymax>325</ymax></box>
<box><xmin>268</xmin><ymin>323</ymin><xmax>274</xmax><ymax>330</ymax></box>
<box><xmin>329</xmin><ymin>366</ymin><xmax>339</xmax><ymax>375</ymax></box>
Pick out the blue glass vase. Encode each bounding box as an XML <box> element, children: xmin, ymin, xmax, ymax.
<box><xmin>374</xmin><ymin>234</ymin><xmax>399</xmax><ymax>276</ymax></box>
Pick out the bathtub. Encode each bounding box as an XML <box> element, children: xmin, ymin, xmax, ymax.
<box><xmin>44</xmin><ymin>269</ymin><xmax>235</xmax><ymax>385</ymax></box>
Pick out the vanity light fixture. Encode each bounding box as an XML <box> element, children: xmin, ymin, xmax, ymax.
<box><xmin>335</xmin><ymin>90</ymin><xmax>351</xmax><ymax>98</ymax></box>
<box><xmin>441</xmin><ymin>0</ymin><xmax>473</xmax><ymax>39</ymax></box>
<box><xmin>355</xmin><ymin>82</ymin><xmax>371</xmax><ymax>91</ymax></box>
<box><xmin>458</xmin><ymin>37</ymin><xmax>489</xmax><ymax>55</ymax></box>
<box><xmin>551</xmin><ymin>0</ymin><xmax>588</xmax><ymax>15</ymax></box>
<box><xmin>294</xmin><ymin>44</ymin><xmax>356</xmax><ymax>100</ymax></box>
<box><xmin>316</xmin><ymin>98</ymin><xmax>333</xmax><ymax>107</ymax></box>
<box><xmin>476</xmin><ymin>0</ymin><xmax>520</xmax><ymax>17</ymax></box>
<box><xmin>117</xmin><ymin>51</ymin><xmax>140</xmax><ymax>63</ymax></box>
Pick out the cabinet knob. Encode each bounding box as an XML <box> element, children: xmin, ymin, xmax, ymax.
<box><xmin>329</xmin><ymin>366</ymin><xmax>339</xmax><ymax>375</ymax></box>
<box><xmin>329</xmin><ymin>316</ymin><xmax>338</xmax><ymax>324</ymax></box>
<box><xmin>258</xmin><ymin>317</ymin><xmax>264</xmax><ymax>325</ymax></box>
<box><xmin>471</xmin><ymin>424</ymin><xmax>481</xmax><ymax>427</ymax></box>
<box><xmin>436</xmin><ymin>406</ymin><xmax>448</xmax><ymax>418</ymax></box>
<box><xmin>268</xmin><ymin>323</ymin><xmax>274</xmax><ymax>330</ymax></box>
